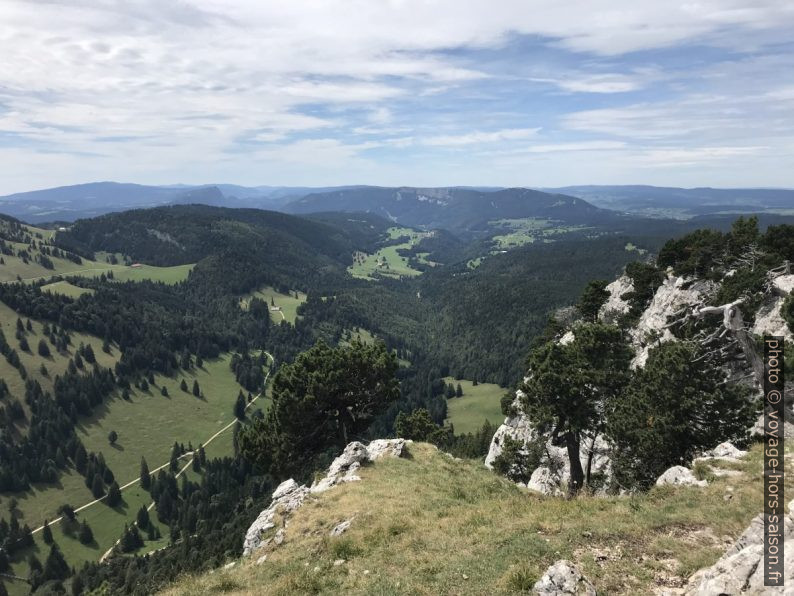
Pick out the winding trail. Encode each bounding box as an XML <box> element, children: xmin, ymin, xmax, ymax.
<box><xmin>28</xmin><ymin>352</ymin><xmax>274</xmax><ymax>564</ymax></box>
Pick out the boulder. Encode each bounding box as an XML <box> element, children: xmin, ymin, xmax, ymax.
<box><xmin>655</xmin><ymin>466</ymin><xmax>707</xmax><ymax>488</ymax></box>
<box><xmin>330</xmin><ymin>518</ymin><xmax>353</xmax><ymax>537</ymax></box>
<box><xmin>684</xmin><ymin>500</ymin><xmax>794</xmax><ymax>594</ymax></box>
<box><xmin>533</xmin><ymin>560</ymin><xmax>596</xmax><ymax>595</ymax></box>
<box><xmin>703</xmin><ymin>441</ymin><xmax>747</xmax><ymax>460</ymax></box>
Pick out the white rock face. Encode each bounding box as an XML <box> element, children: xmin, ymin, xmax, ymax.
<box><xmin>485</xmin><ymin>391</ymin><xmax>533</xmax><ymax>468</ymax></box>
<box><xmin>242</xmin><ymin>439</ymin><xmax>408</xmax><ymax>556</ymax></box>
<box><xmin>772</xmin><ymin>273</ymin><xmax>794</xmax><ymax>296</ymax></box>
<box><xmin>533</xmin><ymin>559</ymin><xmax>596</xmax><ymax>595</ymax></box>
<box><xmin>655</xmin><ymin>466</ymin><xmax>707</xmax><ymax>488</ymax></box>
<box><xmin>598</xmin><ymin>275</ymin><xmax>633</xmax><ymax>323</ymax></box>
<box><xmin>242</xmin><ymin>479</ymin><xmax>309</xmax><ymax>556</ymax></box>
<box><xmin>752</xmin><ymin>295</ymin><xmax>792</xmax><ymax>341</ymax></box>
<box><xmin>684</xmin><ymin>500</ymin><xmax>794</xmax><ymax>594</ymax></box>
<box><xmin>631</xmin><ymin>276</ymin><xmax>716</xmax><ymax>368</ymax></box>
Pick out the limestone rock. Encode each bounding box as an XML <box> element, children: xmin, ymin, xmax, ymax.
<box><xmin>631</xmin><ymin>276</ymin><xmax>716</xmax><ymax>369</ymax></box>
<box><xmin>598</xmin><ymin>275</ymin><xmax>633</xmax><ymax>323</ymax></box>
<box><xmin>684</xmin><ymin>500</ymin><xmax>794</xmax><ymax>594</ymax></box>
<box><xmin>655</xmin><ymin>466</ymin><xmax>707</xmax><ymax>488</ymax></box>
<box><xmin>752</xmin><ymin>294</ymin><xmax>792</xmax><ymax>341</ymax></box>
<box><xmin>242</xmin><ymin>479</ymin><xmax>309</xmax><ymax>556</ymax></box>
<box><xmin>703</xmin><ymin>441</ymin><xmax>747</xmax><ymax>460</ymax></box>
<box><xmin>330</xmin><ymin>519</ymin><xmax>353</xmax><ymax>537</ymax></box>
<box><xmin>772</xmin><ymin>273</ymin><xmax>794</xmax><ymax>296</ymax></box>
<box><xmin>533</xmin><ymin>560</ymin><xmax>596</xmax><ymax>595</ymax></box>
<box><xmin>484</xmin><ymin>390</ymin><xmax>534</xmax><ymax>468</ymax></box>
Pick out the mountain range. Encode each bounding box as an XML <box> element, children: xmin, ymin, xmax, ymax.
<box><xmin>2</xmin><ymin>182</ymin><xmax>794</xmax><ymax>228</ymax></box>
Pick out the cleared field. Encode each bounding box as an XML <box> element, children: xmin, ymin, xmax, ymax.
<box><xmin>40</xmin><ymin>280</ymin><xmax>95</xmax><ymax>298</ymax></box>
<box><xmin>0</xmin><ymin>222</ymin><xmax>193</xmax><ymax>285</ymax></box>
<box><xmin>443</xmin><ymin>377</ymin><xmax>506</xmax><ymax>435</ymax></box>
<box><xmin>110</xmin><ymin>263</ymin><xmax>194</xmax><ymax>284</ymax></box>
<box><xmin>241</xmin><ymin>286</ymin><xmax>307</xmax><ymax>324</ymax></box>
<box><xmin>489</xmin><ymin>218</ymin><xmax>588</xmax><ymax>250</ymax></box>
<box><xmin>339</xmin><ymin>327</ymin><xmax>376</xmax><ymax>346</ymax></box>
<box><xmin>349</xmin><ymin>227</ymin><xmax>430</xmax><ymax>281</ymax></box>
<box><xmin>77</xmin><ymin>354</ymin><xmax>250</xmax><ymax>492</ymax></box>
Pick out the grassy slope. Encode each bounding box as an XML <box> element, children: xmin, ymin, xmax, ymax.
<box><xmin>489</xmin><ymin>218</ymin><xmax>588</xmax><ymax>250</ymax></box>
<box><xmin>0</xmin><ymin>298</ymin><xmax>260</xmax><ymax>592</ymax></box>
<box><xmin>0</xmin><ymin>222</ymin><xmax>193</xmax><ymax>284</ymax></box>
<box><xmin>241</xmin><ymin>286</ymin><xmax>307</xmax><ymax>325</ymax></box>
<box><xmin>162</xmin><ymin>441</ymin><xmax>789</xmax><ymax>596</ymax></box>
<box><xmin>77</xmin><ymin>354</ymin><xmax>251</xmax><ymax>494</ymax></box>
<box><xmin>443</xmin><ymin>378</ymin><xmax>506</xmax><ymax>435</ymax></box>
<box><xmin>40</xmin><ymin>280</ymin><xmax>95</xmax><ymax>298</ymax></box>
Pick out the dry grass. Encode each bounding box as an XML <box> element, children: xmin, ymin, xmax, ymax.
<box><xmin>162</xmin><ymin>441</ymin><xmax>787</xmax><ymax>595</ymax></box>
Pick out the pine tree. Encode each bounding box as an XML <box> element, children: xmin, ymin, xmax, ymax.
<box><xmin>192</xmin><ymin>380</ymin><xmax>200</xmax><ymax>397</ymax></box>
<box><xmin>140</xmin><ymin>457</ymin><xmax>151</xmax><ymax>490</ymax></box>
<box><xmin>37</xmin><ymin>338</ymin><xmax>50</xmax><ymax>357</ymax></box>
<box><xmin>71</xmin><ymin>574</ymin><xmax>84</xmax><ymax>596</ymax></box>
<box><xmin>91</xmin><ymin>473</ymin><xmax>104</xmax><ymax>499</ymax></box>
<box><xmin>234</xmin><ymin>392</ymin><xmax>246</xmax><ymax>420</ymax></box>
<box><xmin>136</xmin><ymin>505</ymin><xmax>150</xmax><ymax>530</ymax></box>
<box><xmin>78</xmin><ymin>520</ymin><xmax>93</xmax><ymax>545</ymax></box>
<box><xmin>42</xmin><ymin>519</ymin><xmax>53</xmax><ymax>545</ymax></box>
<box><xmin>455</xmin><ymin>383</ymin><xmax>463</xmax><ymax>397</ymax></box>
<box><xmin>43</xmin><ymin>543</ymin><xmax>69</xmax><ymax>581</ymax></box>
<box><xmin>161</xmin><ymin>385</ymin><xmax>169</xmax><ymax>397</ymax></box>
<box><xmin>108</xmin><ymin>430</ymin><xmax>118</xmax><ymax>445</ymax></box>
<box><xmin>170</xmin><ymin>443</ymin><xmax>179</xmax><ymax>471</ymax></box>
<box><xmin>180</xmin><ymin>379</ymin><xmax>188</xmax><ymax>392</ymax></box>
<box><xmin>107</xmin><ymin>481</ymin><xmax>121</xmax><ymax>506</ymax></box>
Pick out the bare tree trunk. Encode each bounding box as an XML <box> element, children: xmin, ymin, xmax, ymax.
<box><xmin>566</xmin><ymin>432</ymin><xmax>584</xmax><ymax>495</ymax></box>
<box><xmin>584</xmin><ymin>434</ymin><xmax>596</xmax><ymax>487</ymax></box>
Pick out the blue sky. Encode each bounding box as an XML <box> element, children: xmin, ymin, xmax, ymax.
<box><xmin>1</xmin><ymin>0</ymin><xmax>793</xmax><ymax>193</ymax></box>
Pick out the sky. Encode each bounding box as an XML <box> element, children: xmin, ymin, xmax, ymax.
<box><xmin>1</xmin><ymin>0</ymin><xmax>793</xmax><ymax>194</ymax></box>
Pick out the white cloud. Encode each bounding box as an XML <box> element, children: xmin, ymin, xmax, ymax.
<box><xmin>422</xmin><ymin>128</ymin><xmax>541</xmax><ymax>147</ymax></box>
<box><xmin>0</xmin><ymin>0</ymin><xmax>793</xmax><ymax>190</ymax></box>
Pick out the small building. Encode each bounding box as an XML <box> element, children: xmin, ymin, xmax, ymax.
<box><xmin>130</xmin><ymin>263</ymin><xmax>142</xmax><ymax>268</ymax></box>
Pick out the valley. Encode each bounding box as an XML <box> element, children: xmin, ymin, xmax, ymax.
<box><xmin>0</xmin><ymin>197</ymin><xmax>789</xmax><ymax>595</ymax></box>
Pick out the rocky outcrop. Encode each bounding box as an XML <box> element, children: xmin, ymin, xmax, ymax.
<box><xmin>772</xmin><ymin>273</ymin><xmax>794</xmax><ymax>296</ymax></box>
<box><xmin>683</xmin><ymin>500</ymin><xmax>794</xmax><ymax>594</ymax></box>
<box><xmin>243</xmin><ymin>439</ymin><xmax>408</xmax><ymax>556</ymax></box>
<box><xmin>598</xmin><ymin>275</ymin><xmax>633</xmax><ymax>323</ymax></box>
<box><xmin>751</xmin><ymin>294</ymin><xmax>792</xmax><ymax>341</ymax></box>
<box><xmin>533</xmin><ymin>560</ymin><xmax>596</xmax><ymax>595</ymax></box>
<box><xmin>484</xmin><ymin>391</ymin><xmax>532</xmax><ymax>468</ymax></box>
<box><xmin>485</xmin><ymin>394</ymin><xmax>612</xmax><ymax>496</ymax></box>
<box><xmin>655</xmin><ymin>466</ymin><xmax>707</xmax><ymax>488</ymax></box>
